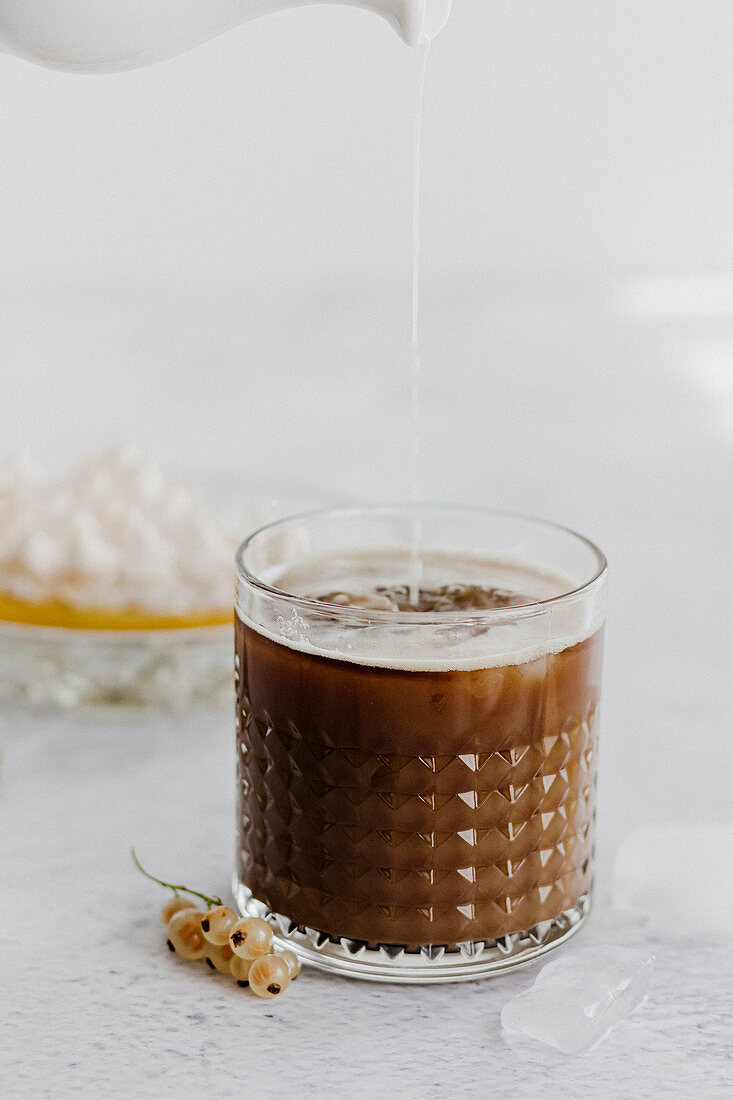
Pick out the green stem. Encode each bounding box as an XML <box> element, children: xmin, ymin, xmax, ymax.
<box><xmin>131</xmin><ymin>848</ymin><xmax>223</xmax><ymax>910</ymax></box>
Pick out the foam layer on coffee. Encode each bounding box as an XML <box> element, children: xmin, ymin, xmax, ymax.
<box><xmin>238</xmin><ymin>550</ymin><xmax>603</xmax><ymax>672</ymax></box>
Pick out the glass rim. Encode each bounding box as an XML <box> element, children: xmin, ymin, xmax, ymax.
<box><xmin>235</xmin><ymin>505</ymin><xmax>608</xmax><ymax>627</ymax></box>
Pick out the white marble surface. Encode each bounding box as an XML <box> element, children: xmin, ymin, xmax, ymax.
<box><xmin>1</xmin><ymin>284</ymin><xmax>732</xmax><ymax>1097</ymax></box>
<box><xmin>2</xmin><ymin>705</ymin><xmax>731</xmax><ymax>1099</ymax></box>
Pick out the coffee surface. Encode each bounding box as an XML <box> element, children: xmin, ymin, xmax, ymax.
<box><xmin>317</xmin><ymin>582</ymin><xmax>532</xmax><ymax>613</ymax></box>
<box><xmin>236</xmin><ymin>557</ymin><xmax>603</xmax><ymax>948</ymax></box>
<box><xmin>270</xmin><ymin>549</ymin><xmax>574</xmax><ymax>608</ymax></box>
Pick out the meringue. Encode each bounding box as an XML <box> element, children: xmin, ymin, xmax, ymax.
<box><xmin>0</xmin><ymin>445</ymin><xmax>236</xmax><ymax>628</ymax></box>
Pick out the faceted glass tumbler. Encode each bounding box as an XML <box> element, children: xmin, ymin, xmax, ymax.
<box><xmin>233</xmin><ymin>507</ymin><xmax>607</xmax><ymax>983</ymax></box>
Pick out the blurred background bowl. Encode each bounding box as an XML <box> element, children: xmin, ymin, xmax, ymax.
<box><xmin>0</xmin><ymin>475</ymin><xmax>343</xmax><ymax>710</ymax></box>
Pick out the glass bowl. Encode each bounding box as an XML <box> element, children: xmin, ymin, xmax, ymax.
<box><xmin>0</xmin><ymin>475</ymin><xmax>340</xmax><ymax>710</ymax></box>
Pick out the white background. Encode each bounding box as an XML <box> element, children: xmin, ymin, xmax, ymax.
<box><xmin>2</xmin><ymin>1</ymin><xmax>733</xmax><ymax>467</ymax></box>
<box><xmin>3</xmin><ymin>1</ymin><xmax>733</xmax><ymax>293</ymax></box>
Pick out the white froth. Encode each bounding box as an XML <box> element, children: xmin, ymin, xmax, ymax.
<box><xmin>238</xmin><ymin>550</ymin><xmax>603</xmax><ymax>671</ymax></box>
<box><xmin>239</xmin><ymin>613</ymin><xmax>596</xmax><ymax>671</ymax></box>
<box><xmin>0</xmin><ymin>445</ymin><xmax>237</xmax><ymax>614</ymax></box>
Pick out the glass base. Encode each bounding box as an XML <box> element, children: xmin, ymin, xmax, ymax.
<box><xmin>233</xmin><ymin>879</ymin><xmax>590</xmax><ymax>984</ymax></box>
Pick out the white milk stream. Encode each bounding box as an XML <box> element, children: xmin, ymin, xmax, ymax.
<box><xmin>408</xmin><ymin>35</ymin><xmax>430</xmax><ymax>606</ymax></box>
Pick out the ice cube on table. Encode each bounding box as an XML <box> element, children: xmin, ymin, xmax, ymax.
<box><xmin>613</xmin><ymin>824</ymin><xmax>733</xmax><ymax>939</ymax></box>
<box><xmin>501</xmin><ymin>946</ymin><xmax>654</xmax><ymax>1056</ymax></box>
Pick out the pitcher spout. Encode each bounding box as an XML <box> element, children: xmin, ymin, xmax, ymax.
<box><xmin>0</xmin><ymin>0</ymin><xmax>452</xmax><ymax>73</ymax></box>
<box><xmin>355</xmin><ymin>0</ymin><xmax>452</xmax><ymax>46</ymax></box>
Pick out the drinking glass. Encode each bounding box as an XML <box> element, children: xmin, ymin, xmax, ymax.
<box><xmin>234</xmin><ymin>506</ymin><xmax>607</xmax><ymax>982</ymax></box>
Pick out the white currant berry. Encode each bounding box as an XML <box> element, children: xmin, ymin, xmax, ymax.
<box><xmin>200</xmin><ymin>905</ymin><xmax>238</xmax><ymax>946</ymax></box>
<box><xmin>161</xmin><ymin>896</ymin><xmax>199</xmax><ymax>926</ymax></box>
<box><xmin>167</xmin><ymin>908</ymin><xmax>208</xmax><ymax>960</ymax></box>
<box><xmin>249</xmin><ymin>955</ymin><xmax>291</xmax><ymax>999</ymax></box>
<box><xmin>204</xmin><ymin>942</ymin><xmax>235</xmax><ymax>974</ymax></box>
<box><xmin>229</xmin><ymin>916</ymin><xmax>273</xmax><ymax>960</ymax></box>
<box><xmin>279</xmin><ymin>949</ymin><xmax>302</xmax><ymax>979</ymax></box>
<box><xmin>230</xmin><ymin>954</ymin><xmax>253</xmax><ymax>986</ymax></box>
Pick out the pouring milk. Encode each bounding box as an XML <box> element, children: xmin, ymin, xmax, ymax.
<box><xmin>0</xmin><ymin>0</ymin><xmax>450</xmax><ymax>598</ymax></box>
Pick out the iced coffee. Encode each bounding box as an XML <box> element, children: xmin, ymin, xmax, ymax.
<box><xmin>234</xmin><ymin>508</ymin><xmax>606</xmax><ymax>981</ymax></box>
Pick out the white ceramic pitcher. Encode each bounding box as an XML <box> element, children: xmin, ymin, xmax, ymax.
<box><xmin>0</xmin><ymin>0</ymin><xmax>452</xmax><ymax>72</ymax></box>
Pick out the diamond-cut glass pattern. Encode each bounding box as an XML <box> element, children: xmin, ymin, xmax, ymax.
<box><xmin>236</xmin><ymin>620</ymin><xmax>603</xmax><ymax>949</ymax></box>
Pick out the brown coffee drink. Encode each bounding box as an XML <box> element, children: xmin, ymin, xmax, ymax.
<box><xmin>236</xmin><ymin>553</ymin><xmax>603</xmax><ymax>950</ymax></box>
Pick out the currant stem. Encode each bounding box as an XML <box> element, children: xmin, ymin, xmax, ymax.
<box><xmin>131</xmin><ymin>848</ymin><xmax>223</xmax><ymax>909</ymax></box>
